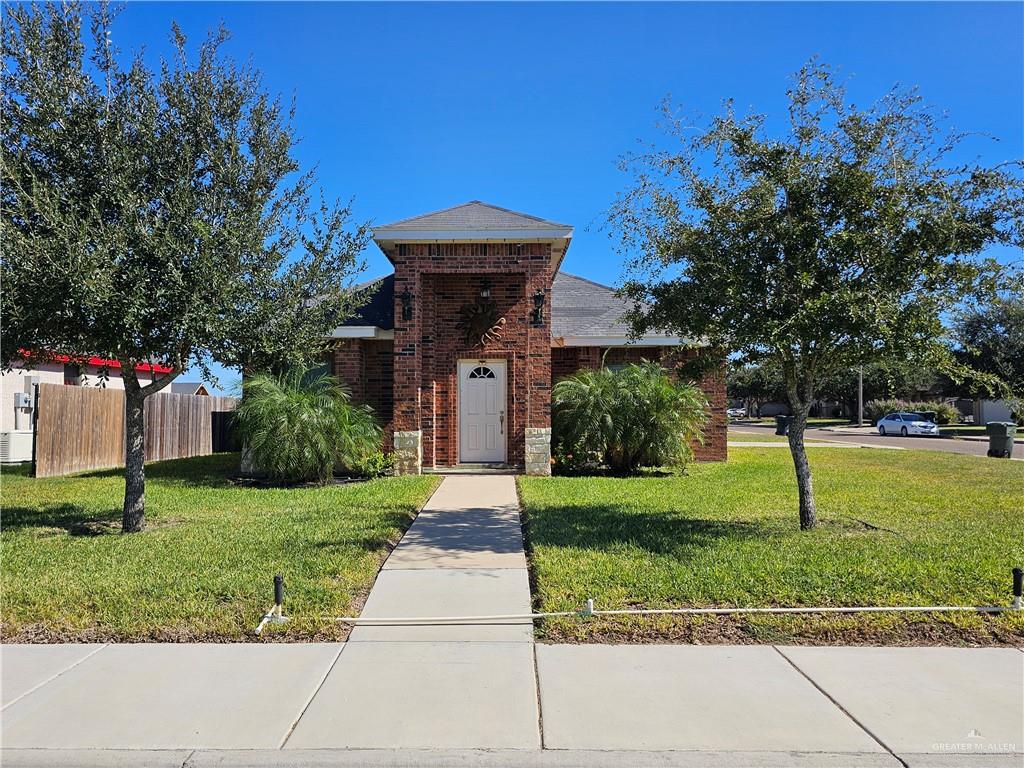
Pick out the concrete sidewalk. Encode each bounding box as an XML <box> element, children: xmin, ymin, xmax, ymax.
<box><xmin>2</xmin><ymin>475</ymin><xmax>1022</xmax><ymax>766</ymax></box>
<box><xmin>2</xmin><ymin>643</ymin><xmax>1021</xmax><ymax>766</ymax></box>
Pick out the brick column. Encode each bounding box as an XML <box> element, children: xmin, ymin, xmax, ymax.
<box><xmin>392</xmin><ymin>266</ymin><xmax>422</xmax><ymax>474</ymax></box>
<box><xmin>524</xmin><ymin>256</ymin><xmax>553</xmax><ymax>475</ymax></box>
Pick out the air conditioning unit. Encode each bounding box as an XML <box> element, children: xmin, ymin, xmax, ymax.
<box><xmin>0</xmin><ymin>431</ymin><xmax>33</xmax><ymax>463</ymax></box>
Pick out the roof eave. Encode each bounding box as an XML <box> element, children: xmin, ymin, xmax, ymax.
<box><xmin>374</xmin><ymin>226</ymin><xmax>573</xmax><ymax>243</ymax></box>
<box><xmin>328</xmin><ymin>326</ymin><xmax>395</xmax><ymax>340</ymax></box>
<box><xmin>554</xmin><ymin>335</ymin><xmax>699</xmax><ymax>347</ymax></box>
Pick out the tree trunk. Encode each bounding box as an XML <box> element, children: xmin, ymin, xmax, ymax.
<box><xmin>122</xmin><ymin>385</ymin><xmax>147</xmax><ymax>533</ymax></box>
<box><xmin>787</xmin><ymin>405</ymin><xmax>818</xmax><ymax>530</ymax></box>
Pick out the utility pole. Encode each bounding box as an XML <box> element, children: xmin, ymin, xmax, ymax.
<box><xmin>857</xmin><ymin>366</ymin><xmax>864</xmax><ymax>427</ymax></box>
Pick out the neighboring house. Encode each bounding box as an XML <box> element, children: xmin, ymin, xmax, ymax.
<box><xmin>0</xmin><ymin>355</ymin><xmax>174</xmax><ymax>461</ymax></box>
<box><xmin>328</xmin><ymin>201</ymin><xmax>727</xmax><ymax>476</ymax></box>
<box><xmin>974</xmin><ymin>399</ymin><xmax>1015</xmax><ymax>425</ymax></box>
<box><xmin>169</xmin><ymin>382</ymin><xmax>209</xmax><ymax>396</ymax></box>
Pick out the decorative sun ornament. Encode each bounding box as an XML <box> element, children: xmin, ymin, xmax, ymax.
<box><xmin>456</xmin><ymin>297</ymin><xmax>506</xmax><ymax>346</ymax></box>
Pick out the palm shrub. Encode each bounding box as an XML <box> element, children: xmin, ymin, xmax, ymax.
<box><xmin>234</xmin><ymin>367</ymin><xmax>382</xmax><ymax>484</ymax></box>
<box><xmin>552</xmin><ymin>362</ymin><xmax>709</xmax><ymax>474</ymax></box>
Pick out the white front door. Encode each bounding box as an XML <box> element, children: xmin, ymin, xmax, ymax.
<box><xmin>458</xmin><ymin>360</ymin><xmax>507</xmax><ymax>463</ymax></box>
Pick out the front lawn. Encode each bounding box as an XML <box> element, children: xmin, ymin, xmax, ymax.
<box><xmin>727</xmin><ymin>430</ymin><xmax>790</xmax><ymax>442</ymax></box>
<box><xmin>519</xmin><ymin>448</ymin><xmax>1024</xmax><ymax>645</ymax></box>
<box><xmin>1</xmin><ymin>454</ymin><xmax>439</xmax><ymax>641</ymax></box>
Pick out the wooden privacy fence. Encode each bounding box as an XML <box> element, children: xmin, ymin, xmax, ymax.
<box><xmin>33</xmin><ymin>383</ymin><xmax>238</xmax><ymax>477</ymax></box>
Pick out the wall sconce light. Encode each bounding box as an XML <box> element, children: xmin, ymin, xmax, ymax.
<box><xmin>480</xmin><ymin>278</ymin><xmax>492</xmax><ymax>299</ymax></box>
<box><xmin>399</xmin><ymin>287</ymin><xmax>414</xmax><ymax>321</ymax></box>
<box><xmin>531</xmin><ymin>288</ymin><xmax>545</xmax><ymax>325</ymax></box>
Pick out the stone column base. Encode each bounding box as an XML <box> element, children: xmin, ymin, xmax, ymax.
<box><xmin>525</xmin><ymin>427</ymin><xmax>552</xmax><ymax>476</ymax></box>
<box><xmin>239</xmin><ymin>444</ymin><xmax>257</xmax><ymax>477</ymax></box>
<box><xmin>393</xmin><ymin>430</ymin><xmax>422</xmax><ymax>475</ymax></box>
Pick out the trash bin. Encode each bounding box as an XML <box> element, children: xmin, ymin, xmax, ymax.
<box><xmin>986</xmin><ymin>422</ymin><xmax>1016</xmax><ymax>458</ymax></box>
<box><xmin>917</xmin><ymin>410</ymin><xmax>937</xmax><ymax>424</ymax></box>
<box><xmin>775</xmin><ymin>415</ymin><xmax>792</xmax><ymax>436</ymax></box>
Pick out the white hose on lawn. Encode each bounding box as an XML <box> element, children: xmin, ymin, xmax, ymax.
<box><xmin>325</xmin><ymin>602</ymin><xmax>1015</xmax><ymax>625</ymax></box>
<box><xmin>256</xmin><ymin>600</ymin><xmax>1019</xmax><ymax>633</ymax></box>
<box><xmin>591</xmin><ymin>605</ymin><xmax>1014</xmax><ymax>616</ymax></box>
<box><xmin>255</xmin><ymin>604</ymin><xmax>285</xmax><ymax>635</ymax></box>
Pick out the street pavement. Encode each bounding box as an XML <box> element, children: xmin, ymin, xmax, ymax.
<box><xmin>2</xmin><ymin>474</ymin><xmax>1022</xmax><ymax>767</ymax></box>
<box><xmin>731</xmin><ymin>423</ymin><xmax>1004</xmax><ymax>457</ymax></box>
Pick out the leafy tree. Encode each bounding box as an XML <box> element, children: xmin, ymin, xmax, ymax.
<box><xmin>552</xmin><ymin>362</ymin><xmax>708</xmax><ymax>474</ymax></box>
<box><xmin>1</xmin><ymin>3</ymin><xmax>369</xmax><ymax>531</ymax></box>
<box><xmin>727</xmin><ymin>362</ymin><xmax>787</xmax><ymax>416</ymax></box>
<box><xmin>953</xmin><ymin>297</ymin><xmax>1024</xmax><ymax>404</ymax></box>
<box><xmin>610</xmin><ymin>61</ymin><xmax>1022</xmax><ymax>529</ymax></box>
<box><xmin>233</xmin><ymin>367</ymin><xmax>381</xmax><ymax>485</ymax></box>
<box><xmin>815</xmin><ymin>361</ymin><xmax>943</xmax><ymax>419</ymax></box>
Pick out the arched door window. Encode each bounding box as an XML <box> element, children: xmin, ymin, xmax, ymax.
<box><xmin>467</xmin><ymin>366</ymin><xmax>496</xmax><ymax>380</ymax></box>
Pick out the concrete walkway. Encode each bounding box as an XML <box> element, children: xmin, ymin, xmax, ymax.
<box><xmin>3</xmin><ymin>475</ymin><xmax>1023</xmax><ymax>766</ymax></box>
<box><xmin>284</xmin><ymin>474</ymin><xmax>539</xmax><ymax>750</ymax></box>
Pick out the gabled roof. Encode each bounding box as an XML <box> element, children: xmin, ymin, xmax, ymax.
<box><xmin>169</xmin><ymin>382</ymin><xmax>208</xmax><ymax>396</ymax></box>
<box><xmin>331</xmin><ymin>271</ymin><xmax>684</xmax><ymax>346</ymax></box>
<box><xmin>378</xmin><ymin>201</ymin><xmax>571</xmax><ymax>231</ymax></box>
<box><xmin>550</xmin><ymin>273</ymin><xmax>686</xmax><ymax>345</ymax></box>
<box><xmin>550</xmin><ymin>272</ymin><xmax>634</xmax><ymax>339</ymax></box>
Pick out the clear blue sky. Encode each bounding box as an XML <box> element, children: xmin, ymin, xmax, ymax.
<box><xmin>110</xmin><ymin>2</ymin><xmax>1023</xmax><ymax>392</ymax></box>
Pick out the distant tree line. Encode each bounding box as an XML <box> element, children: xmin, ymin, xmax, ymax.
<box><xmin>728</xmin><ymin>298</ymin><xmax>1024</xmax><ymax>420</ymax></box>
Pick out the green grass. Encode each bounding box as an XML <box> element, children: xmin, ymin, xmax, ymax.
<box><xmin>727</xmin><ymin>430</ymin><xmax>790</xmax><ymax>442</ymax></box>
<box><xmin>519</xmin><ymin>449</ymin><xmax>1024</xmax><ymax>645</ymax></box>
<box><xmin>1</xmin><ymin>454</ymin><xmax>439</xmax><ymax>641</ymax></box>
<box><xmin>728</xmin><ymin>430</ymin><xmax>837</xmax><ymax>444</ymax></box>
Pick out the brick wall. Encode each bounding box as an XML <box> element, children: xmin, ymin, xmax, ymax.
<box><xmin>329</xmin><ymin>239</ymin><xmax>726</xmax><ymax>467</ymax></box>
<box><xmin>330</xmin><ymin>341</ymin><xmax>364</xmax><ymax>402</ymax></box>
<box><xmin>391</xmin><ymin>243</ymin><xmax>555</xmax><ymax>468</ymax></box>
<box><xmin>329</xmin><ymin>339</ymin><xmax>395</xmax><ymax>450</ymax></box>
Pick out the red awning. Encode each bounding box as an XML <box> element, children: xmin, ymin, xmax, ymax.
<box><xmin>21</xmin><ymin>350</ymin><xmax>174</xmax><ymax>375</ymax></box>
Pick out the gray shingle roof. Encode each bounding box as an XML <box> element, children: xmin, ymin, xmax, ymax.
<box><xmin>378</xmin><ymin>201</ymin><xmax>570</xmax><ymax>231</ymax></box>
<box><xmin>340</xmin><ymin>271</ymin><xmax>634</xmax><ymax>340</ymax></box>
<box><xmin>348</xmin><ymin>274</ymin><xmax>395</xmax><ymax>330</ymax></box>
<box><xmin>550</xmin><ymin>272</ymin><xmax>633</xmax><ymax>338</ymax></box>
<box><xmin>168</xmin><ymin>382</ymin><xmax>207</xmax><ymax>395</ymax></box>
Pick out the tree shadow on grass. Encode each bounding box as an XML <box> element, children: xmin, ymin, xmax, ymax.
<box><xmin>309</xmin><ymin>510</ymin><xmax>418</xmax><ymax>553</ymax></box>
<box><xmin>2</xmin><ymin>504</ymin><xmax>122</xmax><ymax>536</ymax></box>
<box><xmin>525</xmin><ymin>504</ymin><xmax>768</xmax><ymax>557</ymax></box>
<box><xmin>77</xmin><ymin>453</ymin><xmax>239</xmax><ymax>490</ymax></box>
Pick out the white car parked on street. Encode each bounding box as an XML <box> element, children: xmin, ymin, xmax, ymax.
<box><xmin>876</xmin><ymin>412</ymin><xmax>939</xmax><ymax>437</ymax></box>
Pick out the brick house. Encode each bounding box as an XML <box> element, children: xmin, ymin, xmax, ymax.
<box><xmin>329</xmin><ymin>202</ymin><xmax>726</xmax><ymax>475</ymax></box>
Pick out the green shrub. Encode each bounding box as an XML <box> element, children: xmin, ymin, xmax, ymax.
<box><xmin>347</xmin><ymin>451</ymin><xmax>395</xmax><ymax>478</ymax></box>
<box><xmin>235</xmin><ymin>367</ymin><xmax>382</xmax><ymax>484</ymax></box>
<box><xmin>927</xmin><ymin>402</ymin><xmax>961</xmax><ymax>425</ymax></box>
<box><xmin>552</xmin><ymin>362</ymin><xmax>708</xmax><ymax>474</ymax></box>
<box><xmin>864</xmin><ymin>398</ymin><xmax>960</xmax><ymax>425</ymax></box>
<box><xmin>864</xmin><ymin>399</ymin><xmax>907</xmax><ymax>424</ymax></box>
